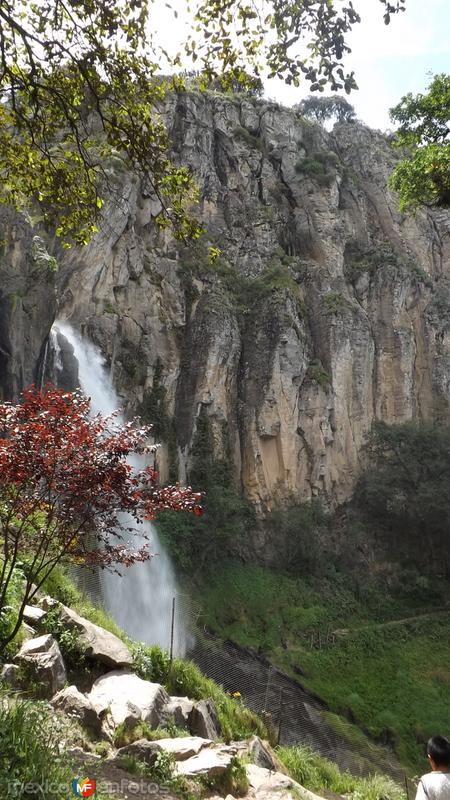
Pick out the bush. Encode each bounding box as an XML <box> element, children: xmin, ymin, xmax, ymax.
<box><xmin>113</xmin><ymin>720</ymin><xmax>154</xmax><ymax>747</ymax></box>
<box><xmin>357</xmin><ymin>421</ymin><xmax>450</xmax><ymax>574</ymax></box>
<box><xmin>206</xmin><ymin>756</ymin><xmax>249</xmax><ymax>797</ymax></box>
<box><xmin>307</xmin><ymin>359</ymin><xmax>331</xmax><ymax>389</ymax></box>
<box><xmin>323</xmin><ymin>291</ymin><xmax>350</xmax><ymax>315</ymax></box>
<box><xmin>43</xmin><ymin>606</ymin><xmax>87</xmax><ymax>674</ymax></box>
<box><xmin>233</xmin><ymin>125</ymin><xmax>264</xmax><ymax>151</ymax></box>
<box><xmin>267</xmin><ymin>500</ymin><xmax>330</xmax><ymax>575</ymax></box>
<box><xmin>0</xmin><ymin>565</ymin><xmax>27</xmax><ymax>661</ymax></box>
<box><xmin>132</xmin><ymin>642</ymin><xmax>171</xmax><ymax>683</ymax></box>
<box><xmin>295</xmin><ymin>151</ymin><xmax>340</xmax><ymax>187</ymax></box>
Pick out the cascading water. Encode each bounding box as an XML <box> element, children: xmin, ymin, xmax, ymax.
<box><xmin>54</xmin><ymin>321</ymin><xmax>187</xmax><ymax>655</ymax></box>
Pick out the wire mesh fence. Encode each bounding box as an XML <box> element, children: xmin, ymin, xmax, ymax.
<box><xmin>72</xmin><ymin>566</ymin><xmax>411</xmax><ymax>787</ymax></box>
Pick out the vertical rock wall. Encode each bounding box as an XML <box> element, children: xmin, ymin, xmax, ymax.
<box><xmin>50</xmin><ymin>93</ymin><xmax>450</xmax><ymax>507</ymax></box>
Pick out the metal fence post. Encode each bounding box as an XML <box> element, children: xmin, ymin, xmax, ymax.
<box><xmin>404</xmin><ymin>773</ymin><xmax>410</xmax><ymax>800</ymax></box>
<box><xmin>277</xmin><ymin>689</ymin><xmax>284</xmax><ymax>745</ymax></box>
<box><xmin>263</xmin><ymin>665</ymin><xmax>272</xmax><ymax>713</ymax></box>
<box><xmin>169</xmin><ymin>596</ymin><xmax>176</xmax><ymax>662</ymax></box>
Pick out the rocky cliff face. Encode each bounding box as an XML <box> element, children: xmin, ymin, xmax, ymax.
<box><xmin>29</xmin><ymin>92</ymin><xmax>450</xmax><ymax>508</ymax></box>
<box><xmin>0</xmin><ymin>207</ymin><xmax>57</xmax><ymax>400</ymax></box>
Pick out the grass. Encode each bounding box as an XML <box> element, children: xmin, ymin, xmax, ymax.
<box><xmin>277</xmin><ymin>744</ymin><xmax>405</xmax><ymax>800</ymax></box>
<box><xmin>0</xmin><ymin>696</ymin><xmax>113</xmax><ymax>800</ymax></box>
<box><xmin>196</xmin><ymin>561</ymin><xmax>450</xmax><ymax>773</ymax></box>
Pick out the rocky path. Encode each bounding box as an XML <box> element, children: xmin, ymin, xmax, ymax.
<box><xmin>70</xmin><ymin>736</ymin><xmax>324</xmax><ymax>800</ymax></box>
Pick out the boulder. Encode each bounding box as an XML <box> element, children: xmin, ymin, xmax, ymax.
<box><xmin>115</xmin><ymin>739</ymin><xmax>162</xmax><ymax>767</ymax></box>
<box><xmin>246</xmin><ymin>764</ymin><xmax>297</xmax><ymax>792</ymax></box>
<box><xmin>59</xmin><ymin>605</ymin><xmax>133</xmax><ymax>668</ymax></box>
<box><xmin>1</xmin><ymin>663</ymin><xmax>20</xmax><ymax>688</ymax></box>
<box><xmin>165</xmin><ymin>696</ymin><xmax>194</xmax><ymax>728</ymax></box>
<box><xmin>39</xmin><ymin>595</ymin><xmax>59</xmax><ymax>611</ymax></box>
<box><xmin>156</xmin><ymin>736</ymin><xmax>212</xmax><ymax>761</ymax></box>
<box><xmin>23</xmin><ymin>605</ymin><xmax>47</xmax><ymax>625</ymax></box>
<box><xmin>15</xmin><ymin>634</ymin><xmax>66</xmax><ymax>697</ymax></box>
<box><xmin>88</xmin><ymin>671</ymin><xmax>170</xmax><ymax>734</ymax></box>
<box><xmin>247</xmin><ymin>764</ymin><xmax>325</xmax><ymax>800</ymax></box>
<box><xmin>176</xmin><ymin>744</ymin><xmax>239</xmax><ymax>777</ymax></box>
<box><xmin>248</xmin><ymin>736</ymin><xmax>287</xmax><ymax>773</ymax></box>
<box><xmin>189</xmin><ymin>698</ymin><xmax>221</xmax><ymax>740</ymax></box>
<box><xmin>51</xmin><ymin>685</ymin><xmax>102</xmax><ymax>734</ymax></box>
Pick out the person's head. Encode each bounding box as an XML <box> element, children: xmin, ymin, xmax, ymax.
<box><xmin>427</xmin><ymin>736</ymin><xmax>450</xmax><ymax>771</ymax></box>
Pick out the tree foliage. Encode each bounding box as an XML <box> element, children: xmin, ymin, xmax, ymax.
<box><xmin>297</xmin><ymin>94</ymin><xmax>356</xmax><ymax>123</ymax></box>
<box><xmin>0</xmin><ymin>386</ymin><xmax>202</xmax><ymax>651</ymax></box>
<box><xmin>389</xmin><ymin>73</ymin><xmax>450</xmax><ymax>211</ymax></box>
<box><xmin>357</xmin><ymin>421</ymin><xmax>450</xmax><ymax>574</ymax></box>
<box><xmin>0</xmin><ymin>0</ymin><xmax>406</xmax><ymax>243</ymax></box>
<box><xmin>191</xmin><ymin>1</ymin><xmax>405</xmax><ymax>93</ymax></box>
<box><xmin>0</xmin><ymin>0</ymin><xmax>204</xmax><ymax>245</ymax></box>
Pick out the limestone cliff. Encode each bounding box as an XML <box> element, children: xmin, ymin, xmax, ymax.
<box><xmin>0</xmin><ymin>207</ymin><xmax>57</xmax><ymax>400</ymax></box>
<box><xmin>8</xmin><ymin>91</ymin><xmax>450</xmax><ymax>509</ymax></box>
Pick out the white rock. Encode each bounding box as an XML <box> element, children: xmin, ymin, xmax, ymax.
<box><xmin>246</xmin><ymin>764</ymin><xmax>296</xmax><ymax>792</ymax></box>
<box><xmin>59</xmin><ymin>605</ymin><xmax>133</xmax><ymax>668</ymax></box>
<box><xmin>176</xmin><ymin>744</ymin><xmax>239</xmax><ymax>777</ymax></box>
<box><xmin>245</xmin><ymin>763</ymin><xmax>325</xmax><ymax>800</ymax></box>
<box><xmin>18</xmin><ymin>633</ymin><xmax>53</xmax><ymax>655</ymax></box>
<box><xmin>189</xmin><ymin>698</ymin><xmax>221</xmax><ymax>740</ymax></box>
<box><xmin>1</xmin><ymin>663</ymin><xmax>20</xmax><ymax>688</ymax></box>
<box><xmin>23</xmin><ymin>605</ymin><xmax>47</xmax><ymax>625</ymax></box>
<box><xmin>156</xmin><ymin>736</ymin><xmax>212</xmax><ymax>761</ymax></box>
<box><xmin>15</xmin><ymin>634</ymin><xmax>66</xmax><ymax>697</ymax></box>
<box><xmin>51</xmin><ymin>685</ymin><xmax>101</xmax><ymax>734</ymax></box>
<box><xmin>88</xmin><ymin>670</ymin><xmax>169</xmax><ymax>733</ymax></box>
<box><xmin>165</xmin><ymin>695</ymin><xmax>194</xmax><ymax>727</ymax></box>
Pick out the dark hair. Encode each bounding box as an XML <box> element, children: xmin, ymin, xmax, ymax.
<box><xmin>427</xmin><ymin>736</ymin><xmax>450</xmax><ymax>768</ymax></box>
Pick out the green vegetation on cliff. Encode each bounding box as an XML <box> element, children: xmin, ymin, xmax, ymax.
<box><xmin>157</xmin><ymin>420</ymin><xmax>450</xmax><ymax>774</ymax></box>
<box><xmin>194</xmin><ymin>562</ymin><xmax>450</xmax><ymax>772</ymax></box>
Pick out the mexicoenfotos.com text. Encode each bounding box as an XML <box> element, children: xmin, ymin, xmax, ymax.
<box><xmin>8</xmin><ymin>779</ymin><xmax>173</xmax><ymax>795</ymax></box>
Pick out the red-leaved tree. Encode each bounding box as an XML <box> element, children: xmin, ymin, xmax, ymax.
<box><xmin>0</xmin><ymin>385</ymin><xmax>202</xmax><ymax>652</ymax></box>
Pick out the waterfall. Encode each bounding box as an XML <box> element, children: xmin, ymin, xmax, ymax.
<box><xmin>54</xmin><ymin>321</ymin><xmax>187</xmax><ymax>655</ymax></box>
<box><xmin>38</xmin><ymin>328</ymin><xmax>63</xmax><ymax>389</ymax></box>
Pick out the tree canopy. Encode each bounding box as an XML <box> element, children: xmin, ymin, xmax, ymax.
<box><xmin>389</xmin><ymin>73</ymin><xmax>450</xmax><ymax>211</ymax></box>
<box><xmin>297</xmin><ymin>94</ymin><xmax>356</xmax><ymax>123</ymax></box>
<box><xmin>0</xmin><ymin>0</ymin><xmax>406</xmax><ymax>244</ymax></box>
<box><xmin>357</xmin><ymin>421</ymin><xmax>450</xmax><ymax>575</ymax></box>
<box><xmin>0</xmin><ymin>386</ymin><xmax>202</xmax><ymax>651</ymax></box>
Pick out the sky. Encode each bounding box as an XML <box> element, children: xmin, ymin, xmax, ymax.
<box><xmin>154</xmin><ymin>0</ymin><xmax>450</xmax><ymax>131</ymax></box>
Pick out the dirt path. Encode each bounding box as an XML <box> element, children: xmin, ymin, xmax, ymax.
<box><xmin>333</xmin><ymin>606</ymin><xmax>450</xmax><ymax>637</ymax></box>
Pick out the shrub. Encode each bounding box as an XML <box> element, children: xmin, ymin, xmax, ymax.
<box><xmin>307</xmin><ymin>359</ymin><xmax>331</xmax><ymax>389</ymax></box>
<box><xmin>113</xmin><ymin>720</ymin><xmax>154</xmax><ymax>747</ymax></box>
<box><xmin>295</xmin><ymin>151</ymin><xmax>340</xmax><ymax>187</ymax></box>
<box><xmin>323</xmin><ymin>292</ymin><xmax>350</xmax><ymax>315</ymax></box>
<box><xmin>344</xmin><ymin>243</ymin><xmax>432</xmax><ymax>288</ymax></box>
<box><xmin>0</xmin><ymin>565</ymin><xmax>27</xmax><ymax>661</ymax></box>
<box><xmin>132</xmin><ymin>642</ymin><xmax>171</xmax><ymax>683</ymax></box>
<box><xmin>233</xmin><ymin>125</ymin><xmax>264</xmax><ymax>151</ymax></box>
<box><xmin>41</xmin><ymin>564</ymin><xmax>83</xmax><ymax>607</ymax></box>
<box><xmin>266</xmin><ymin>500</ymin><xmax>330</xmax><ymax>575</ymax></box>
<box><xmin>206</xmin><ymin>756</ymin><xmax>249</xmax><ymax>797</ymax></box>
<box><xmin>43</xmin><ymin>606</ymin><xmax>87</xmax><ymax>674</ymax></box>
